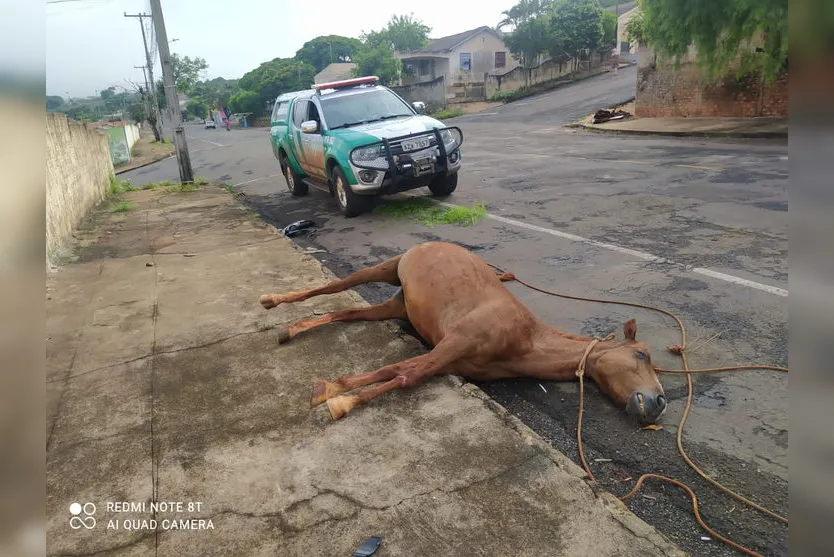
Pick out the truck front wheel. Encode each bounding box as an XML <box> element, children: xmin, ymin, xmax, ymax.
<box><xmin>332</xmin><ymin>166</ymin><xmax>375</xmax><ymax>218</ymax></box>
<box><xmin>428</xmin><ymin>173</ymin><xmax>458</xmax><ymax>197</ymax></box>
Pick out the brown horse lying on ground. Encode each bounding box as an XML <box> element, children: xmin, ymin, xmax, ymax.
<box><xmin>260</xmin><ymin>242</ymin><xmax>666</xmax><ymax>423</ymax></box>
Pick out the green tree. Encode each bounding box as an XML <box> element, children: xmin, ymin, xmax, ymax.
<box><xmin>190</xmin><ymin>77</ymin><xmax>240</xmax><ymax>111</ymax></box>
<box><xmin>547</xmin><ymin>0</ymin><xmax>605</xmax><ymax>70</ymax></box>
<box><xmin>504</xmin><ymin>15</ymin><xmax>551</xmax><ymax>84</ymax></box>
<box><xmin>171</xmin><ymin>53</ymin><xmax>209</xmax><ymax>93</ymax></box>
<box><xmin>65</xmin><ymin>103</ymin><xmax>97</xmax><ymax>122</ymax></box>
<box><xmin>237</xmin><ymin>58</ymin><xmax>316</xmax><ymax>111</ymax></box>
<box><xmin>361</xmin><ymin>14</ymin><xmax>431</xmax><ymax>52</ymax></box>
<box><xmin>601</xmin><ymin>8</ymin><xmax>617</xmax><ymax>46</ymax></box>
<box><xmin>156</xmin><ymin>80</ymin><xmax>167</xmax><ymax>111</ymax></box>
<box><xmin>639</xmin><ymin>0</ymin><xmax>788</xmax><ymax>82</ymax></box>
<box><xmin>351</xmin><ymin>44</ymin><xmax>402</xmax><ymax>85</ymax></box>
<box><xmin>295</xmin><ymin>35</ymin><xmax>364</xmax><ymax>72</ymax></box>
<box><xmin>383</xmin><ymin>14</ymin><xmax>431</xmax><ymax>51</ymax></box>
<box><xmin>100</xmin><ymin>86</ymin><xmax>116</xmax><ymax>100</ymax></box>
<box><xmin>498</xmin><ymin>0</ymin><xmax>553</xmax><ymax>30</ymax></box>
<box><xmin>46</xmin><ymin>95</ymin><xmax>64</xmax><ymax>111</ymax></box>
<box><xmin>185</xmin><ymin>98</ymin><xmax>209</xmax><ymax>120</ymax></box>
<box><xmin>228</xmin><ymin>90</ymin><xmax>262</xmax><ymax>116</ymax></box>
<box><xmin>126</xmin><ymin>101</ymin><xmax>147</xmax><ymax>123</ymax></box>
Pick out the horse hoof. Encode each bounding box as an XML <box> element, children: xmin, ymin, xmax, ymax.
<box><xmin>326</xmin><ymin>396</ymin><xmax>356</xmax><ymax>421</ymax></box>
<box><xmin>260</xmin><ymin>295</ymin><xmax>278</xmax><ymax>309</ymax></box>
<box><xmin>311</xmin><ymin>380</ymin><xmax>330</xmax><ymax>408</ymax></box>
<box><xmin>276</xmin><ymin>325</ymin><xmax>291</xmax><ymax>344</ymax></box>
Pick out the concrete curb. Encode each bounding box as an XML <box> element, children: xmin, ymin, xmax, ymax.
<box><xmin>565</xmin><ymin>122</ymin><xmax>788</xmax><ymax>139</ymax></box>
<box><xmin>114</xmin><ymin>152</ymin><xmax>175</xmax><ymax>175</ymax></box>
<box><xmin>270</xmin><ymin>222</ymin><xmax>689</xmax><ymax>557</ymax></box>
<box><xmin>565</xmin><ymin>98</ymin><xmax>788</xmax><ymax>139</ymax></box>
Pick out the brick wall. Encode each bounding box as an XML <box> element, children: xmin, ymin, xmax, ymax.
<box><xmin>635</xmin><ymin>46</ymin><xmax>788</xmax><ymax>118</ymax></box>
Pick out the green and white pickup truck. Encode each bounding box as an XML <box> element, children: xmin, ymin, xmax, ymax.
<box><xmin>269</xmin><ymin>76</ymin><xmax>463</xmax><ymax>217</ymax></box>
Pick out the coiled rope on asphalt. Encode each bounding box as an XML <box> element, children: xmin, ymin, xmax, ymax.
<box><xmin>487</xmin><ymin>264</ymin><xmax>788</xmax><ymax>557</ymax></box>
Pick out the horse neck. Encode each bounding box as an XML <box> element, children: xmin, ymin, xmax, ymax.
<box><xmin>523</xmin><ymin>325</ymin><xmax>608</xmax><ymax>381</ymax></box>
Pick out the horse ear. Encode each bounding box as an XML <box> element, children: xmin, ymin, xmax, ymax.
<box><xmin>623</xmin><ymin>319</ymin><xmax>637</xmax><ymax>341</ymax></box>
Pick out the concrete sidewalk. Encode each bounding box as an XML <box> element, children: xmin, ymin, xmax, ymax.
<box><xmin>569</xmin><ymin>111</ymin><xmax>788</xmax><ymax>138</ymax></box>
<box><xmin>46</xmin><ymin>185</ymin><xmax>687</xmax><ymax>556</ymax></box>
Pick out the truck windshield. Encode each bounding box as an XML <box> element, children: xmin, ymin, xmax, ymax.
<box><xmin>320</xmin><ymin>89</ymin><xmax>414</xmax><ymax>130</ymax></box>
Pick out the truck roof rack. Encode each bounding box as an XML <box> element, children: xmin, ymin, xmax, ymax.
<box><xmin>313</xmin><ymin>76</ymin><xmax>379</xmax><ymax>94</ymax></box>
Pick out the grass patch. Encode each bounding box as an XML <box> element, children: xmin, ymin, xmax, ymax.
<box><xmin>166</xmin><ymin>182</ymin><xmax>198</xmax><ymax>193</ymax></box>
<box><xmin>137</xmin><ymin>180</ymin><xmax>176</xmax><ymax>190</ymax></box>
<box><xmin>110</xmin><ymin>201</ymin><xmax>134</xmax><ymax>213</ymax></box>
<box><xmin>374</xmin><ymin>198</ymin><xmax>487</xmax><ymax>228</ymax></box>
<box><xmin>430</xmin><ymin>108</ymin><xmax>464</xmax><ymax>120</ymax></box>
<box><xmin>109</xmin><ymin>175</ymin><xmax>133</xmax><ymax>194</ymax></box>
<box><xmin>193</xmin><ymin>176</ymin><xmax>210</xmax><ymax>185</ymax></box>
<box><xmin>153</xmin><ymin>137</ymin><xmax>172</xmax><ymax>144</ymax></box>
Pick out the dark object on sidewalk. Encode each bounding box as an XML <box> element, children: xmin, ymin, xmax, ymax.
<box><xmin>593</xmin><ymin>108</ymin><xmax>631</xmax><ymax>124</ymax></box>
<box><xmin>353</xmin><ymin>536</ymin><xmax>382</xmax><ymax>557</ymax></box>
<box><xmin>282</xmin><ymin>219</ymin><xmax>315</xmax><ymax>237</ymax></box>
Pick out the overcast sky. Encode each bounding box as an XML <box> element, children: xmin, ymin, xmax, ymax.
<box><xmin>46</xmin><ymin>0</ymin><xmax>516</xmax><ymax>98</ymax></box>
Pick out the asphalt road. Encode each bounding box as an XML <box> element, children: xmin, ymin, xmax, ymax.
<box><xmin>125</xmin><ymin>66</ymin><xmax>788</xmax><ymax>557</ymax></box>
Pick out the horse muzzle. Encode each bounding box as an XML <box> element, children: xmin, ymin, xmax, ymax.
<box><xmin>626</xmin><ymin>390</ymin><xmax>667</xmax><ymax>424</ymax></box>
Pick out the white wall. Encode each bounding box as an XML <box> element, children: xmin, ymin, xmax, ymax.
<box><xmin>448</xmin><ymin>31</ymin><xmax>519</xmax><ymax>84</ymax></box>
<box><xmin>47</xmin><ymin>113</ymin><xmax>114</xmax><ymax>263</ymax></box>
<box><xmin>124</xmin><ymin>123</ymin><xmax>140</xmax><ymax>152</ymax></box>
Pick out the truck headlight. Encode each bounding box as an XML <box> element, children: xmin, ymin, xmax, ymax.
<box><xmin>353</xmin><ymin>145</ymin><xmax>383</xmax><ymax>161</ymax></box>
<box><xmin>439</xmin><ymin>128</ymin><xmax>462</xmax><ymax>151</ymax></box>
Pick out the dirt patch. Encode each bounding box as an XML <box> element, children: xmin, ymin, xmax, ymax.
<box><xmin>452</xmin><ymin>101</ymin><xmax>503</xmax><ymax>115</ymax></box>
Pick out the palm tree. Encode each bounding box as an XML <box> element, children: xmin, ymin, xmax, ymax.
<box><xmin>497</xmin><ymin>0</ymin><xmax>553</xmax><ymax>31</ymax></box>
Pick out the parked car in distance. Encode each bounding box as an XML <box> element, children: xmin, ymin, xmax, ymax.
<box><xmin>268</xmin><ymin>76</ymin><xmax>463</xmax><ymax>217</ymax></box>
<box><xmin>205</xmin><ymin>119</ymin><xmax>216</xmax><ymax>129</ymax></box>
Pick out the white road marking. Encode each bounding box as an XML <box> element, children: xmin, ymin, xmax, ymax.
<box><xmin>426</xmin><ymin>198</ymin><xmax>788</xmax><ymax>297</ymax></box>
<box><xmin>198</xmin><ymin>139</ymin><xmax>225</xmax><ymax>147</ymax></box>
<box><xmin>692</xmin><ymin>268</ymin><xmax>789</xmax><ymax>297</ymax></box>
<box><xmin>231</xmin><ymin>172</ymin><xmax>282</xmax><ymax>188</ymax></box>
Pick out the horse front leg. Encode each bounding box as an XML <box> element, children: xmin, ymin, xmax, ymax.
<box><xmin>321</xmin><ymin>335</ymin><xmax>473</xmax><ymax>421</ymax></box>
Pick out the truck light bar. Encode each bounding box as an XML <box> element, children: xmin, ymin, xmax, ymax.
<box><xmin>313</xmin><ymin>76</ymin><xmax>379</xmax><ymax>93</ymax></box>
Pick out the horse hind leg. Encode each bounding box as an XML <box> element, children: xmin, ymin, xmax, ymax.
<box><xmin>276</xmin><ymin>289</ymin><xmax>408</xmax><ymax>345</ymax></box>
<box><xmin>260</xmin><ymin>255</ymin><xmax>401</xmax><ymax>310</ymax></box>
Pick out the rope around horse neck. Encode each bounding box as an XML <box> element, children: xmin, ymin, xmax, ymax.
<box><xmin>487</xmin><ymin>263</ymin><xmax>788</xmax><ymax>557</ymax></box>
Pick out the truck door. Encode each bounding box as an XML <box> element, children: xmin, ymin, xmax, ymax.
<box><xmin>290</xmin><ymin>99</ymin><xmax>309</xmax><ymax>172</ymax></box>
<box><xmin>301</xmin><ymin>101</ymin><xmax>326</xmax><ymax>180</ymax></box>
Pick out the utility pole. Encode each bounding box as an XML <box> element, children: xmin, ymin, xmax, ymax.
<box><xmin>125</xmin><ymin>12</ymin><xmax>163</xmax><ymax>141</ymax></box>
<box><xmin>612</xmin><ymin>1</ymin><xmax>620</xmax><ymax>75</ymax></box>
<box><xmin>150</xmin><ymin>0</ymin><xmax>193</xmax><ymax>183</ymax></box>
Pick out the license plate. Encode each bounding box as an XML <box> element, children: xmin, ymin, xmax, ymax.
<box><xmin>402</xmin><ymin>137</ymin><xmax>431</xmax><ymax>152</ymax></box>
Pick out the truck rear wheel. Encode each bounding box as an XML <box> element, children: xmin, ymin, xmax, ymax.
<box><xmin>428</xmin><ymin>173</ymin><xmax>458</xmax><ymax>197</ymax></box>
<box><xmin>280</xmin><ymin>153</ymin><xmax>308</xmax><ymax>196</ymax></box>
<box><xmin>332</xmin><ymin>166</ymin><xmax>375</xmax><ymax>218</ymax></box>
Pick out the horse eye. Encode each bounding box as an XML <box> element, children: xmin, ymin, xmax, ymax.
<box><xmin>635</xmin><ymin>350</ymin><xmax>649</xmax><ymax>361</ymax></box>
